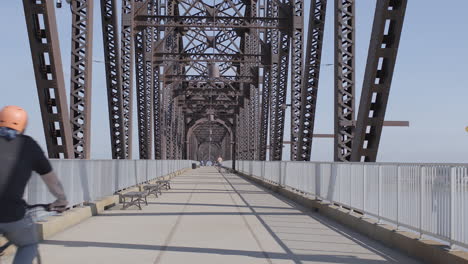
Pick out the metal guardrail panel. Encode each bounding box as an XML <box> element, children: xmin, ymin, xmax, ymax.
<box><xmin>25</xmin><ymin>160</ymin><xmax>192</xmax><ymax>208</ymax></box>
<box><xmin>229</xmin><ymin>160</ymin><xmax>468</xmax><ymax>249</ymax></box>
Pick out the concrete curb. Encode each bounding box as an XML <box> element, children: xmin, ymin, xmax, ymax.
<box><xmin>1</xmin><ymin>168</ymin><xmax>189</xmax><ymax>257</ymax></box>
<box><xmin>37</xmin><ymin>206</ymin><xmax>93</xmax><ymax>240</ymax></box>
<box><xmin>234</xmin><ymin>170</ymin><xmax>468</xmax><ymax>264</ymax></box>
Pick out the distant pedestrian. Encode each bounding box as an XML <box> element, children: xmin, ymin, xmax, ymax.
<box><xmin>216</xmin><ymin>156</ymin><xmax>223</xmax><ymax>172</ymax></box>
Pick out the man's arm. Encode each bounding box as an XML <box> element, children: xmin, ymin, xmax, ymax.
<box><xmin>40</xmin><ymin>171</ymin><xmax>68</xmax><ymax>209</ymax></box>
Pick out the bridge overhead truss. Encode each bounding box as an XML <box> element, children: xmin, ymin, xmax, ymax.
<box><xmin>22</xmin><ymin>0</ymin><xmax>407</xmax><ymax>163</ymax></box>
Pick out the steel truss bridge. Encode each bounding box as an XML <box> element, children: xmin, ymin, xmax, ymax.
<box><xmin>22</xmin><ymin>0</ymin><xmax>408</xmax><ymax>165</ymax></box>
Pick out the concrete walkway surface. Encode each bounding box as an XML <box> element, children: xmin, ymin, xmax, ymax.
<box><xmin>5</xmin><ymin>167</ymin><xmax>421</xmax><ymax>264</ymax></box>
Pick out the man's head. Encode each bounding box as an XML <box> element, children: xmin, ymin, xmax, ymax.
<box><xmin>0</xmin><ymin>105</ymin><xmax>28</xmax><ymax>133</ymax></box>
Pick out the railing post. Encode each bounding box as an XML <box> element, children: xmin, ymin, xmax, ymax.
<box><xmin>363</xmin><ymin>165</ymin><xmax>366</xmax><ymax>218</ymax></box>
<box><xmin>396</xmin><ymin>165</ymin><xmax>401</xmax><ymax>230</ymax></box>
<box><xmin>315</xmin><ymin>163</ymin><xmax>321</xmax><ymax>199</ymax></box>
<box><xmin>378</xmin><ymin>165</ymin><xmax>382</xmax><ymax>224</ymax></box>
<box><xmin>349</xmin><ymin>164</ymin><xmax>353</xmax><ymax>213</ymax></box>
<box><xmin>449</xmin><ymin>167</ymin><xmax>456</xmax><ymax>250</ymax></box>
<box><xmin>419</xmin><ymin>166</ymin><xmax>425</xmax><ymax>239</ymax></box>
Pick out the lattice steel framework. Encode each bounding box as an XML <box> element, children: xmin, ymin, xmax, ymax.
<box><xmin>334</xmin><ymin>0</ymin><xmax>355</xmax><ymax>162</ymax></box>
<box><xmin>23</xmin><ymin>0</ymin><xmax>407</xmax><ymax>163</ymax></box>
<box><xmin>152</xmin><ymin>0</ymin><xmax>162</xmax><ymax>160</ymax></box>
<box><xmin>121</xmin><ymin>0</ymin><xmax>135</xmax><ymax>159</ymax></box>
<box><xmin>289</xmin><ymin>0</ymin><xmax>305</xmax><ymax>161</ymax></box>
<box><xmin>295</xmin><ymin>0</ymin><xmax>327</xmax><ymax>161</ymax></box>
<box><xmin>100</xmin><ymin>0</ymin><xmax>126</xmax><ymax>159</ymax></box>
<box><xmin>70</xmin><ymin>0</ymin><xmax>94</xmax><ymax>159</ymax></box>
<box><xmin>22</xmin><ymin>0</ymin><xmax>73</xmax><ymax>159</ymax></box>
<box><xmin>269</xmin><ymin>3</ymin><xmax>290</xmax><ymax>161</ymax></box>
<box><xmin>134</xmin><ymin>0</ymin><xmax>155</xmax><ymax>159</ymax></box>
<box><xmin>351</xmin><ymin>0</ymin><xmax>408</xmax><ymax>162</ymax></box>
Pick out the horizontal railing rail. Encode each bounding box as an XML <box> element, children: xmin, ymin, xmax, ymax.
<box><xmin>25</xmin><ymin>160</ymin><xmax>193</xmax><ymax>208</ymax></box>
<box><xmin>225</xmin><ymin>160</ymin><xmax>468</xmax><ymax>250</ymax></box>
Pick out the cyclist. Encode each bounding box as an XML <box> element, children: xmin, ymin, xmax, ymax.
<box><xmin>0</xmin><ymin>105</ymin><xmax>68</xmax><ymax>264</ymax></box>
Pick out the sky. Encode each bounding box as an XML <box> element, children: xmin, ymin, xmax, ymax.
<box><xmin>0</xmin><ymin>1</ymin><xmax>467</xmax><ymax>163</ymax></box>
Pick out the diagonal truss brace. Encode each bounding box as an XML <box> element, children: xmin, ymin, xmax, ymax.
<box><xmin>351</xmin><ymin>0</ymin><xmax>408</xmax><ymax>162</ymax></box>
<box><xmin>334</xmin><ymin>0</ymin><xmax>355</xmax><ymax>162</ymax></box>
<box><xmin>294</xmin><ymin>0</ymin><xmax>327</xmax><ymax>161</ymax></box>
<box><xmin>121</xmin><ymin>0</ymin><xmax>135</xmax><ymax>159</ymax></box>
<box><xmin>100</xmin><ymin>0</ymin><xmax>126</xmax><ymax>159</ymax></box>
<box><xmin>70</xmin><ymin>0</ymin><xmax>94</xmax><ymax>159</ymax></box>
<box><xmin>22</xmin><ymin>0</ymin><xmax>73</xmax><ymax>159</ymax></box>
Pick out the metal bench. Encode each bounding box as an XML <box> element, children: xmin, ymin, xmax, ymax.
<box><xmin>119</xmin><ymin>191</ymin><xmax>148</xmax><ymax>210</ymax></box>
<box><xmin>143</xmin><ymin>183</ymin><xmax>163</xmax><ymax>198</ymax></box>
<box><xmin>157</xmin><ymin>180</ymin><xmax>171</xmax><ymax>190</ymax></box>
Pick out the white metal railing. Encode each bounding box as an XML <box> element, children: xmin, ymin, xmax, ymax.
<box><xmin>25</xmin><ymin>160</ymin><xmax>193</xmax><ymax>207</ymax></box>
<box><xmin>225</xmin><ymin>160</ymin><xmax>468</xmax><ymax>249</ymax></box>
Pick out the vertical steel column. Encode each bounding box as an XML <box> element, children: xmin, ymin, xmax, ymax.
<box><xmin>70</xmin><ymin>0</ymin><xmax>94</xmax><ymax>159</ymax></box>
<box><xmin>351</xmin><ymin>0</ymin><xmax>408</xmax><ymax>162</ymax></box>
<box><xmin>296</xmin><ymin>0</ymin><xmax>327</xmax><ymax>161</ymax></box>
<box><xmin>258</xmin><ymin>0</ymin><xmax>273</xmax><ymax>161</ymax></box>
<box><xmin>144</xmin><ymin>26</ymin><xmax>154</xmax><ymax>159</ymax></box>
<box><xmin>259</xmin><ymin>65</ymin><xmax>271</xmax><ymax>160</ymax></box>
<box><xmin>334</xmin><ymin>0</ymin><xmax>355</xmax><ymax>162</ymax></box>
<box><xmin>289</xmin><ymin>0</ymin><xmax>305</xmax><ymax>161</ymax></box>
<box><xmin>22</xmin><ymin>0</ymin><xmax>73</xmax><ymax>159</ymax></box>
<box><xmin>269</xmin><ymin>10</ymin><xmax>291</xmax><ymax>161</ymax></box>
<box><xmin>100</xmin><ymin>0</ymin><xmax>126</xmax><ymax>159</ymax></box>
<box><xmin>153</xmin><ymin>63</ymin><xmax>161</xmax><ymax>159</ymax></box>
<box><xmin>153</xmin><ymin>0</ymin><xmax>162</xmax><ymax>159</ymax></box>
<box><xmin>135</xmin><ymin>27</ymin><xmax>153</xmax><ymax>159</ymax></box>
<box><xmin>121</xmin><ymin>0</ymin><xmax>135</xmax><ymax>159</ymax></box>
<box><xmin>245</xmin><ymin>0</ymin><xmax>258</xmax><ymax>161</ymax></box>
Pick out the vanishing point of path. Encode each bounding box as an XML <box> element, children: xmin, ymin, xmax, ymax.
<box><xmin>25</xmin><ymin>168</ymin><xmax>422</xmax><ymax>263</ymax></box>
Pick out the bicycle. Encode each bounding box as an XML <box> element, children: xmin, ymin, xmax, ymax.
<box><xmin>0</xmin><ymin>203</ymin><xmax>65</xmax><ymax>264</ymax></box>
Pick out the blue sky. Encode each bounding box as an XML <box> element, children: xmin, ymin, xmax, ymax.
<box><xmin>0</xmin><ymin>1</ymin><xmax>467</xmax><ymax>163</ymax></box>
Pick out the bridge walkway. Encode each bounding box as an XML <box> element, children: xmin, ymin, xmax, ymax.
<box><xmin>35</xmin><ymin>167</ymin><xmax>420</xmax><ymax>263</ymax></box>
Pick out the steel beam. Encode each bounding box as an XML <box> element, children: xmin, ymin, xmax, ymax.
<box><xmin>100</xmin><ymin>0</ymin><xmax>126</xmax><ymax>159</ymax></box>
<box><xmin>22</xmin><ymin>0</ymin><xmax>73</xmax><ymax>159</ymax></box>
<box><xmin>295</xmin><ymin>0</ymin><xmax>327</xmax><ymax>161</ymax></box>
<box><xmin>152</xmin><ymin>0</ymin><xmax>162</xmax><ymax>159</ymax></box>
<box><xmin>334</xmin><ymin>0</ymin><xmax>355</xmax><ymax>162</ymax></box>
<box><xmin>70</xmin><ymin>0</ymin><xmax>94</xmax><ymax>159</ymax></box>
<box><xmin>351</xmin><ymin>0</ymin><xmax>408</xmax><ymax>162</ymax></box>
<box><xmin>289</xmin><ymin>0</ymin><xmax>305</xmax><ymax>161</ymax></box>
<box><xmin>121</xmin><ymin>0</ymin><xmax>135</xmax><ymax>159</ymax></box>
<box><xmin>269</xmin><ymin>29</ymin><xmax>290</xmax><ymax>161</ymax></box>
<box><xmin>135</xmin><ymin>27</ymin><xmax>153</xmax><ymax>159</ymax></box>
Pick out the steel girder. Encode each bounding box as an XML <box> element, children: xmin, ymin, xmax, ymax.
<box><xmin>121</xmin><ymin>0</ymin><xmax>135</xmax><ymax>159</ymax></box>
<box><xmin>334</xmin><ymin>0</ymin><xmax>355</xmax><ymax>162</ymax></box>
<box><xmin>70</xmin><ymin>0</ymin><xmax>94</xmax><ymax>159</ymax></box>
<box><xmin>22</xmin><ymin>0</ymin><xmax>74</xmax><ymax>159</ymax></box>
<box><xmin>295</xmin><ymin>0</ymin><xmax>327</xmax><ymax>161</ymax></box>
<box><xmin>135</xmin><ymin>16</ymin><xmax>283</xmax><ymax>30</ymax></box>
<box><xmin>135</xmin><ymin>26</ymin><xmax>154</xmax><ymax>159</ymax></box>
<box><xmin>153</xmin><ymin>0</ymin><xmax>162</xmax><ymax>160</ymax></box>
<box><xmin>289</xmin><ymin>0</ymin><xmax>305</xmax><ymax>161</ymax></box>
<box><xmin>269</xmin><ymin>8</ymin><xmax>290</xmax><ymax>161</ymax></box>
<box><xmin>351</xmin><ymin>0</ymin><xmax>407</xmax><ymax>162</ymax></box>
<box><xmin>258</xmin><ymin>63</ymin><xmax>271</xmax><ymax>160</ymax></box>
<box><xmin>258</xmin><ymin>0</ymin><xmax>274</xmax><ymax>161</ymax></box>
<box><xmin>100</xmin><ymin>0</ymin><xmax>126</xmax><ymax>159</ymax></box>
<box><xmin>134</xmin><ymin>1</ymin><xmax>155</xmax><ymax>159</ymax></box>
